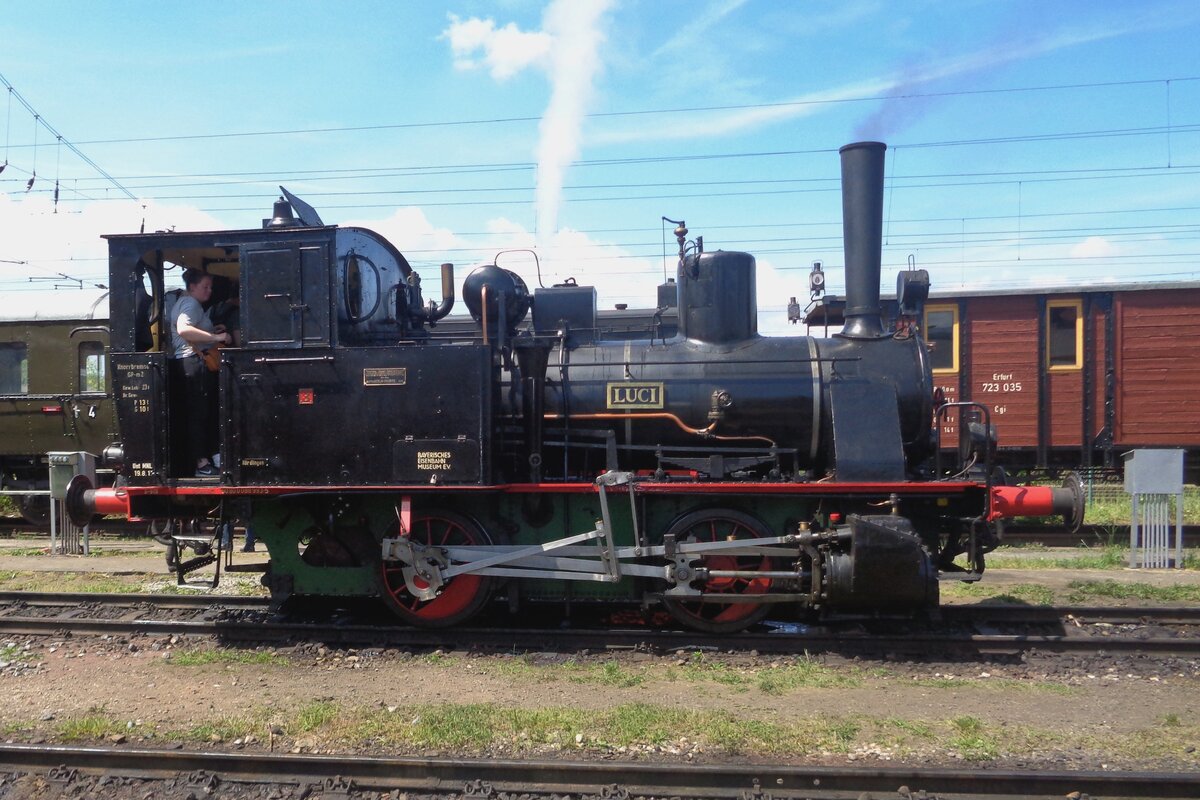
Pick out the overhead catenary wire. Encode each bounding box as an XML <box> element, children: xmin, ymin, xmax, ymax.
<box><xmin>0</xmin><ymin>72</ymin><xmax>1196</xmax><ymax>290</ymax></box>
<box><xmin>0</xmin><ymin>75</ymin><xmax>1186</xmax><ymax>148</ymax></box>
<box><xmin>0</xmin><ymin>71</ymin><xmax>137</xmax><ymax>202</ymax></box>
<box><xmin>2</xmin><ymin>85</ymin><xmax>10</xmax><ymax>172</ymax></box>
<box><xmin>23</xmin><ymin>160</ymin><xmax>1200</xmax><ymax>197</ymax></box>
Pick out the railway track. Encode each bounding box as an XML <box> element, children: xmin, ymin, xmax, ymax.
<box><xmin>0</xmin><ymin>743</ymin><xmax>1197</xmax><ymax>798</ymax></box>
<box><xmin>1</xmin><ymin>591</ymin><xmax>1197</xmax><ymax>657</ymax></box>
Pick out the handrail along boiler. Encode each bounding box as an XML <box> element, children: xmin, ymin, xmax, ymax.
<box><xmin>68</xmin><ymin>142</ymin><xmax>1080</xmax><ymax>631</ymax></box>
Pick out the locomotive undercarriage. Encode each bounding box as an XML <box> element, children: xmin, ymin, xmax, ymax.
<box><xmin>219</xmin><ymin>471</ymin><xmax>993</xmax><ymax>633</ymax></box>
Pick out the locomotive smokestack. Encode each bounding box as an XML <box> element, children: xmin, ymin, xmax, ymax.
<box><xmin>838</xmin><ymin>141</ymin><xmax>887</xmax><ymax>339</ymax></box>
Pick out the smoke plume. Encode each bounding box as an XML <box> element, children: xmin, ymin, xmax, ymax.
<box><xmin>534</xmin><ymin>0</ymin><xmax>613</xmax><ymax>240</ymax></box>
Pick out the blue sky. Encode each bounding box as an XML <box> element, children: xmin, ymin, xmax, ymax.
<box><xmin>1</xmin><ymin>0</ymin><xmax>1198</xmax><ymax>330</ymax></box>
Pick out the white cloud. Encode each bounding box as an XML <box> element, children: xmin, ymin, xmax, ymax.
<box><xmin>441</xmin><ymin>14</ymin><xmax>552</xmax><ymax>80</ymax></box>
<box><xmin>343</xmin><ymin>206</ymin><xmax>460</xmax><ymax>259</ymax></box>
<box><xmin>1069</xmin><ymin>236</ymin><xmax>1118</xmax><ymax>259</ymax></box>
<box><xmin>0</xmin><ymin>192</ymin><xmax>226</xmax><ymax>317</ymax></box>
<box><xmin>652</xmin><ymin>0</ymin><xmax>749</xmax><ymax>58</ymax></box>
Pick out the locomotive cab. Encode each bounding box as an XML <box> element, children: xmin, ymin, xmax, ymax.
<box><xmin>104</xmin><ymin>192</ymin><xmax>463</xmax><ymax>487</ymax></box>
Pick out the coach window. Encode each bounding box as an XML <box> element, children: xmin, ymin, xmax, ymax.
<box><xmin>1046</xmin><ymin>299</ymin><xmax>1083</xmax><ymax>371</ymax></box>
<box><xmin>78</xmin><ymin>341</ymin><xmax>106</xmax><ymax>394</ymax></box>
<box><xmin>0</xmin><ymin>343</ymin><xmax>28</xmax><ymax>395</ymax></box>
<box><xmin>923</xmin><ymin>304</ymin><xmax>959</xmax><ymax>373</ymax></box>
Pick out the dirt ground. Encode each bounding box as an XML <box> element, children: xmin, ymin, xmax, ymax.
<box><xmin>2</xmin><ymin>540</ymin><xmax>1200</xmax><ymax>772</ymax></box>
<box><xmin>2</xmin><ymin>633</ymin><xmax>1199</xmax><ymax>770</ymax></box>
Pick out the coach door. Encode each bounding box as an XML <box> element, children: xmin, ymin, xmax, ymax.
<box><xmin>241</xmin><ymin>244</ymin><xmax>331</xmax><ymax>349</ymax></box>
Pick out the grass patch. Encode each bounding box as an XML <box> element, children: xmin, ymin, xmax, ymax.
<box><xmin>939</xmin><ymin>582</ymin><xmax>1056</xmax><ymax>605</ymax></box>
<box><xmin>0</xmin><ymin>546</ymin><xmax>154</xmax><ymax>558</ymax></box>
<box><xmin>949</xmin><ymin>715</ymin><xmax>1000</xmax><ymax>761</ymax></box>
<box><xmin>941</xmin><ymin>578</ymin><xmax>1200</xmax><ymax>605</ymax></box>
<box><xmin>181</xmin><ymin>717</ymin><xmax>260</xmax><ymax>743</ymax></box>
<box><xmin>293</xmin><ymin>701</ymin><xmax>868</xmax><ymax>756</ymax></box>
<box><xmin>168</xmin><ymin>647</ymin><xmax>285</xmax><ymax>666</ymax></box>
<box><xmin>668</xmin><ymin>652</ymin><xmax>750</xmax><ymax>687</ymax></box>
<box><xmin>756</xmin><ymin>656</ymin><xmax>861</xmax><ymax>694</ymax></box>
<box><xmin>485</xmin><ymin>655</ymin><xmax>539</xmax><ymax>679</ymax></box>
<box><xmin>0</xmin><ymin>571</ymin><xmax>144</xmax><ymax>593</ymax></box>
<box><xmin>1083</xmin><ymin>486</ymin><xmax>1200</xmax><ymax>526</ymax></box>
<box><xmin>55</xmin><ymin>707</ymin><xmax>140</xmax><ymax>742</ymax></box>
<box><xmin>482</xmin><ymin>654</ymin><xmax>857</xmax><ymax>695</ymax></box>
<box><xmin>288</xmin><ymin>701</ymin><xmax>340</xmax><ymax>734</ymax></box>
<box><xmin>0</xmin><ymin>643</ymin><xmax>38</xmax><ymax>664</ymax></box>
<box><xmin>568</xmin><ymin>660</ymin><xmax>645</xmax><ymax>688</ymax></box>
<box><xmin>421</xmin><ymin>651</ymin><xmax>456</xmax><ymax>666</ymax></box>
<box><xmin>1066</xmin><ymin>580</ymin><xmax>1200</xmax><ymax>603</ymax></box>
<box><xmin>982</xmin><ymin>544</ymin><xmax>1130</xmax><ymax>570</ymax></box>
<box><xmin>878</xmin><ymin>717</ymin><xmax>934</xmax><ymax>739</ymax></box>
<box><xmin>20</xmin><ymin>700</ymin><xmax>1200</xmax><ymax>766</ymax></box>
<box><xmin>601</xmin><ymin>702</ymin><xmax>682</xmax><ymax>747</ymax></box>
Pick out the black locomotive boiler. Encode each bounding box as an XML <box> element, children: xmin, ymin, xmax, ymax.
<box><xmin>69</xmin><ymin>142</ymin><xmax>1080</xmax><ymax>631</ymax></box>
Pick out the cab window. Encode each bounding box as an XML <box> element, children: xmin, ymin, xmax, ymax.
<box><xmin>923</xmin><ymin>304</ymin><xmax>959</xmax><ymax>374</ymax></box>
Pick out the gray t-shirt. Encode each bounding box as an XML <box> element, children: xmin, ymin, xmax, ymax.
<box><xmin>169</xmin><ymin>294</ymin><xmax>213</xmax><ymax>360</ymax></box>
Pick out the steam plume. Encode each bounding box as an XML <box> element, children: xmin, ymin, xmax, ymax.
<box><xmin>535</xmin><ymin>0</ymin><xmax>613</xmax><ymax>240</ymax></box>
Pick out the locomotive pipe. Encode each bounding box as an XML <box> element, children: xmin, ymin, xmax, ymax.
<box><xmin>838</xmin><ymin>141</ymin><xmax>887</xmax><ymax>339</ymax></box>
<box><xmin>424</xmin><ymin>262</ymin><xmax>455</xmax><ymax>323</ymax></box>
<box><xmin>515</xmin><ymin>343</ymin><xmax>551</xmax><ymax>482</ymax></box>
<box><xmin>64</xmin><ymin>474</ymin><xmax>129</xmax><ymax>527</ymax></box>
<box><xmin>436</xmin><ymin>262</ymin><xmax>455</xmax><ymax>318</ymax></box>
<box><xmin>989</xmin><ymin>472</ymin><xmax>1085</xmax><ymax>533</ymax></box>
<box><xmin>543</xmin><ymin>411</ymin><xmax>775</xmax><ymax>445</ymax></box>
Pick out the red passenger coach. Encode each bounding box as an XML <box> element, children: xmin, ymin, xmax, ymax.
<box><xmin>806</xmin><ymin>281</ymin><xmax>1200</xmax><ymax>480</ymax></box>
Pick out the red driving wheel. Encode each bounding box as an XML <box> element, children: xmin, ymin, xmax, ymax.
<box><xmin>660</xmin><ymin>509</ymin><xmax>777</xmax><ymax>633</ymax></box>
<box><xmin>378</xmin><ymin>511</ymin><xmax>494</xmax><ymax>627</ymax></box>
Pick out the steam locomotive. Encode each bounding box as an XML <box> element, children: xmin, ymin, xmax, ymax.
<box><xmin>67</xmin><ymin>142</ymin><xmax>1081</xmax><ymax>631</ymax></box>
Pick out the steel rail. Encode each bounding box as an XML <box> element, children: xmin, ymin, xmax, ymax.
<box><xmin>3</xmin><ymin>591</ymin><xmax>1199</xmax><ymax>626</ymax></box>
<box><xmin>0</xmin><ymin>612</ymin><xmax>1196</xmax><ymax>657</ymax></box>
<box><xmin>0</xmin><ymin>592</ymin><xmax>267</xmax><ymax>609</ymax></box>
<box><xmin>0</xmin><ymin>590</ymin><xmax>269</xmax><ymax>609</ymax></box>
<box><xmin>0</xmin><ymin>743</ymin><xmax>1197</xmax><ymax>798</ymax></box>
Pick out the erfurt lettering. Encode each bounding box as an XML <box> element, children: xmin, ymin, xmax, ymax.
<box><xmin>606</xmin><ymin>382</ymin><xmax>665</xmax><ymax>410</ymax></box>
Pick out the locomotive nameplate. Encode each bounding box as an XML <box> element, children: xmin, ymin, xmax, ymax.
<box><xmin>607</xmin><ymin>382</ymin><xmax>664</xmax><ymax>410</ymax></box>
<box><xmin>363</xmin><ymin>367</ymin><xmax>407</xmax><ymax>386</ymax></box>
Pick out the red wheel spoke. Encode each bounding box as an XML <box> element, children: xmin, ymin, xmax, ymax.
<box><xmin>380</xmin><ymin>511</ymin><xmax>492</xmax><ymax>627</ymax></box>
<box><xmin>664</xmin><ymin>511</ymin><xmax>777</xmax><ymax>633</ymax></box>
